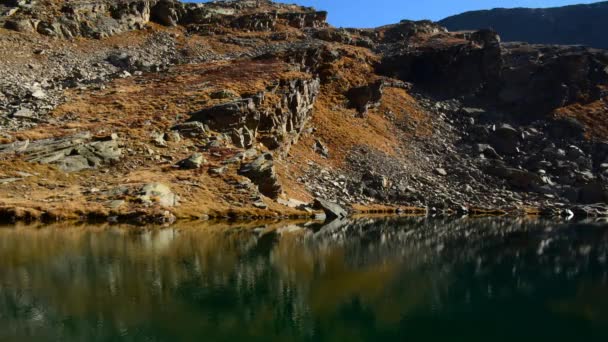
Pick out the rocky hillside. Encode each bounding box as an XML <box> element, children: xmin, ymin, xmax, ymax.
<box><xmin>1</xmin><ymin>0</ymin><xmax>607</xmax><ymax>224</ymax></box>
<box><xmin>440</xmin><ymin>1</ymin><xmax>608</xmax><ymax>49</ymax></box>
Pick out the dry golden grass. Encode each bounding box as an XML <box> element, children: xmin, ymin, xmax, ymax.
<box><xmin>554</xmin><ymin>96</ymin><xmax>608</xmax><ymax>140</ymax></box>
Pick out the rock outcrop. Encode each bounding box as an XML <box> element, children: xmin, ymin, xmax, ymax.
<box><xmin>0</xmin><ymin>132</ymin><xmax>121</xmax><ymax>172</ymax></box>
<box><xmin>378</xmin><ymin>28</ymin><xmax>608</xmax><ymax>115</ymax></box>
<box><xmin>239</xmin><ymin>153</ymin><xmax>282</xmax><ymax>199</ymax></box>
<box><xmin>190</xmin><ymin>77</ymin><xmax>320</xmax><ymax>152</ymax></box>
<box><xmin>1</xmin><ymin>0</ymin><xmax>327</xmax><ymax>39</ymax></box>
<box><xmin>377</xmin><ymin>27</ymin><xmax>502</xmax><ymax>98</ymax></box>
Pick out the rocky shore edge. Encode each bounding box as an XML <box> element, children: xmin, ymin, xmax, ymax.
<box><xmin>2</xmin><ymin>199</ymin><xmax>607</xmax><ymax>226</ymax></box>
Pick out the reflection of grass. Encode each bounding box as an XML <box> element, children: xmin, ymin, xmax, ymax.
<box><xmin>0</xmin><ymin>222</ymin><xmax>444</xmax><ymax>340</ymax></box>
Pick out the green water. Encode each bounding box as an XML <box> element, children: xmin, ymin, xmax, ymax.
<box><xmin>0</xmin><ymin>218</ymin><xmax>607</xmax><ymax>341</ymax></box>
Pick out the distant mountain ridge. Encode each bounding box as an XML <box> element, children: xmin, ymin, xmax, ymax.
<box><xmin>439</xmin><ymin>1</ymin><xmax>608</xmax><ymax>49</ymax></box>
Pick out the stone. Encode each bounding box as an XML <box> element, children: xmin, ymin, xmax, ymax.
<box><xmin>314</xmin><ymin>198</ymin><xmax>348</xmax><ymax>221</ymax></box>
<box><xmin>239</xmin><ymin>153</ymin><xmax>282</xmax><ymax>198</ymax></box>
<box><xmin>476</xmin><ymin>144</ymin><xmax>500</xmax><ymax>159</ymax></box>
<box><xmin>178</xmin><ymin>153</ymin><xmax>206</xmax><ymax>169</ymax></box>
<box><xmin>0</xmin><ymin>178</ymin><xmax>21</xmax><ymax>184</ymax></box>
<box><xmin>363</xmin><ymin>171</ymin><xmax>390</xmax><ymax>189</ymax></box>
<box><xmin>209</xmin><ymin>166</ymin><xmax>226</xmax><ymax>175</ymax></box>
<box><xmin>313</xmin><ymin>139</ymin><xmax>329</xmax><ymax>157</ymax></box>
<box><xmin>485</xmin><ymin>162</ymin><xmax>542</xmax><ymax>190</ymax></box>
<box><xmin>12</xmin><ymin>108</ymin><xmax>35</xmax><ymax>119</ymax></box>
<box><xmin>139</xmin><ymin>183</ymin><xmax>179</xmax><ymax>207</ymax></box>
<box><xmin>435</xmin><ymin>168</ymin><xmax>448</xmax><ymax>176</ymax></box>
<box><xmin>151</xmin><ymin>132</ymin><xmax>167</xmax><ymax>147</ymax></box>
<box><xmin>566</xmin><ymin>145</ymin><xmax>585</xmax><ymax>161</ymax></box>
<box><xmin>151</xmin><ymin>0</ymin><xmax>185</xmax><ymax>27</ymax></box>
<box><xmin>0</xmin><ymin>132</ymin><xmax>122</xmax><ymax>173</ymax></box>
<box><xmin>210</xmin><ymin>89</ymin><xmax>239</xmax><ymax>99</ymax></box>
<box><xmin>253</xmin><ymin>201</ymin><xmax>268</xmax><ymax>209</ymax></box>
<box><xmin>346</xmin><ymin>80</ymin><xmax>384</xmax><ymax>116</ymax></box>
<box><xmin>165</xmin><ymin>131</ymin><xmax>181</xmax><ymax>143</ymax></box>
<box><xmin>172</xmin><ymin>122</ymin><xmax>207</xmax><ymax>138</ymax></box>
<box><xmin>490</xmin><ymin>124</ymin><xmax>519</xmax><ymax>155</ymax></box>
<box><xmin>277</xmin><ymin>198</ymin><xmax>308</xmax><ymax>209</ymax></box>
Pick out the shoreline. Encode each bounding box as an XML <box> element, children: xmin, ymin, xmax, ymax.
<box><xmin>0</xmin><ymin>202</ymin><xmax>604</xmax><ymax>226</ymax></box>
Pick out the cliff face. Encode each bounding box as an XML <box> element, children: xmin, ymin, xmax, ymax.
<box><xmin>439</xmin><ymin>1</ymin><xmax>608</xmax><ymax>49</ymax></box>
<box><xmin>1</xmin><ymin>0</ymin><xmax>608</xmax><ymax>223</ymax></box>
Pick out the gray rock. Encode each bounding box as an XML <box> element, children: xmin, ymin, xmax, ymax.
<box><xmin>253</xmin><ymin>201</ymin><xmax>268</xmax><ymax>209</ymax></box>
<box><xmin>151</xmin><ymin>0</ymin><xmax>185</xmax><ymax>27</ymax></box>
<box><xmin>209</xmin><ymin>166</ymin><xmax>226</xmax><ymax>175</ymax></box>
<box><xmin>346</xmin><ymin>80</ymin><xmax>384</xmax><ymax>116</ymax></box>
<box><xmin>12</xmin><ymin>108</ymin><xmax>35</xmax><ymax>119</ymax></box>
<box><xmin>313</xmin><ymin>139</ymin><xmax>329</xmax><ymax>157</ymax></box>
<box><xmin>485</xmin><ymin>162</ymin><xmax>542</xmax><ymax>190</ymax></box>
<box><xmin>0</xmin><ymin>132</ymin><xmax>122</xmax><ymax>172</ymax></box>
<box><xmin>435</xmin><ymin>168</ymin><xmax>448</xmax><ymax>176</ymax></box>
<box><xmin>139</xmin><ymin>183</ymin><xmax>179</xmax><ymax>207</ymax></box>
<box><xmin>239</xmin><ymin>153</ymin><xmax>282</xmax><ymax>198</ymax></box>
<box><xmin>172</xmin><ymin>121</ymin><xmax>207</xmax><ymax>138</ymax></box>
<box><xmin>151</xmin><ymin>132</ymin><xmax>167</xmax><ymax>147</ymax></box>
<box><xmin>314</xmin><ymin>198</ymin><xmax>348</xmax><ymax>221</ymax></box>
<box><xmin>178</xmin><ymin>153</ymin><xmax>206</xmax><ymax>169</ymax></box>
<box><xmin>476</xmin><ymin>144</ymin><xmax>500</xmax><ymax>159</ymax></box>
<box><xmin>0</xmin><ymin>178</ymin><xmax>21</xmax><ymax>184</ymax></box>
<box><xmin>566</xmin><ymin>145</ymin><xmax>585</xmax><ymax>160</ymax></box>
<box><xmin>490</xmin><ymin>124</ymin><xmax>519</xmax><ymax>155</ymax></box>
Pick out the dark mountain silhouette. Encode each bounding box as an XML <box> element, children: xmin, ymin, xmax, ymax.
<box><xmin>439</xmin><ymin>1</ymin><xmax>608</xmax><ymax>49</ymax></box>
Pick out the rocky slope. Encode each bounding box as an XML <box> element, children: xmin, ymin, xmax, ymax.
<box><xmin>440</xmin><ymin>1</ymin><xmax>608</xmax><ymax>49</ymax></box>
<box><xmin>1</xmin><ymin>0</ymin><xmax>607</xmax><ymax>224</ymax></box>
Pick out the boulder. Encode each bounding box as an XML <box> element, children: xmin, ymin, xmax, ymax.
<box><xmin>239</xmin><ymin>153</ymin><xmax>282</xmax><ymax>198</ymax></box>
<box><xmin>178</xmin><ymin>153</ymin><xmax>206</xmax><ymax>169</ymax></box>
<box><xmin>485</xmin><ymin>162</ymin><xmax>542</xmax><ymax>190</ymax></box>
<box><xmin>314</xmin><ymin>198</ymin><xmax>348</xmax><ymax>221</ymax></box>
<box><xmin>151</xmin><ymin>0</ymin><xmax>185</xmax><ymax>27</ymax></box>
<box><xmin>0</xmin><ymin>132</ymin><xmax>122</xmax><ymax>172</ymax></box>
<box><xmin>172</xmin><ymin>121</ymin><xmax>207</xmax><ymax>138</ymax></box>
<box><xmin>362</xmin><ymin>171</ymin><xmax>390</xmax><ymax>190</ymax></box>
<box><xmin>313</xmin><ymin>139</ymin><xmax>329</xmax><ymax>157</ymax></box>
<box><xmin>489</xmin><ymin>124</ymin><xmax>519</xmax><ymax>155</ymax></box>
<box><xmin>476</xmin><ymin>144</ymin><xmax>501</xmax><ymax>159</ymax></box>
<box><xmin>139</xmin><ymin>183</ymin><xmax>179</xmax><ymax>207</ymax></box>
<box><xmin>346</xmin><ymin>80</ymin><xmax>384</xmax><ymax>116</ymax></box>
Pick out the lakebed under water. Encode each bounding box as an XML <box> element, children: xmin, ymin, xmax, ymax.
<box><xmin>0</xmin><ymin>217</ymin><xmax>607</xmax><ymax>341</ymax></box>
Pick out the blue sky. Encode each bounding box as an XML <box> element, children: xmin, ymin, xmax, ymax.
<box><xmin>192</xmin><ymin>0</ymin><xmax>601</xmax><ymax>28</ymax></box>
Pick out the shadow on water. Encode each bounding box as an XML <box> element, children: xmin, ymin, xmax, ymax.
<box><xmin>0</xmin><ymin>217</ymin><xmax>608</xmax><ymax>341</ymax></box>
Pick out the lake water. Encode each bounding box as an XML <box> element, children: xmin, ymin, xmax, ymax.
<box><xmin>1</xmin><ymin>217</ymin><xmax>607</xmax><ymax>341</ymax></box>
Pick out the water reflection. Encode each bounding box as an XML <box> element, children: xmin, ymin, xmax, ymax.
<box><xmin>0</xmin><ymin>218</ymin><xmax>607</xmax><ymax>341</ymax></box>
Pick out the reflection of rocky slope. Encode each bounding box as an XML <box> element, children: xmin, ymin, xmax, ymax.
<box><xmin>1</xmin><ymin>0</ymin><xmax>608</xmax><ymax>223</ymax></box>
<box><xmin>439</xmin><ymin>1</ymin><xmax>608</xmax><ymax>49</ymax></box>
<box><xmin>1</xmin><ymin>218</ymin><xmax>607</xmax><ymax>339</ymax></box>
